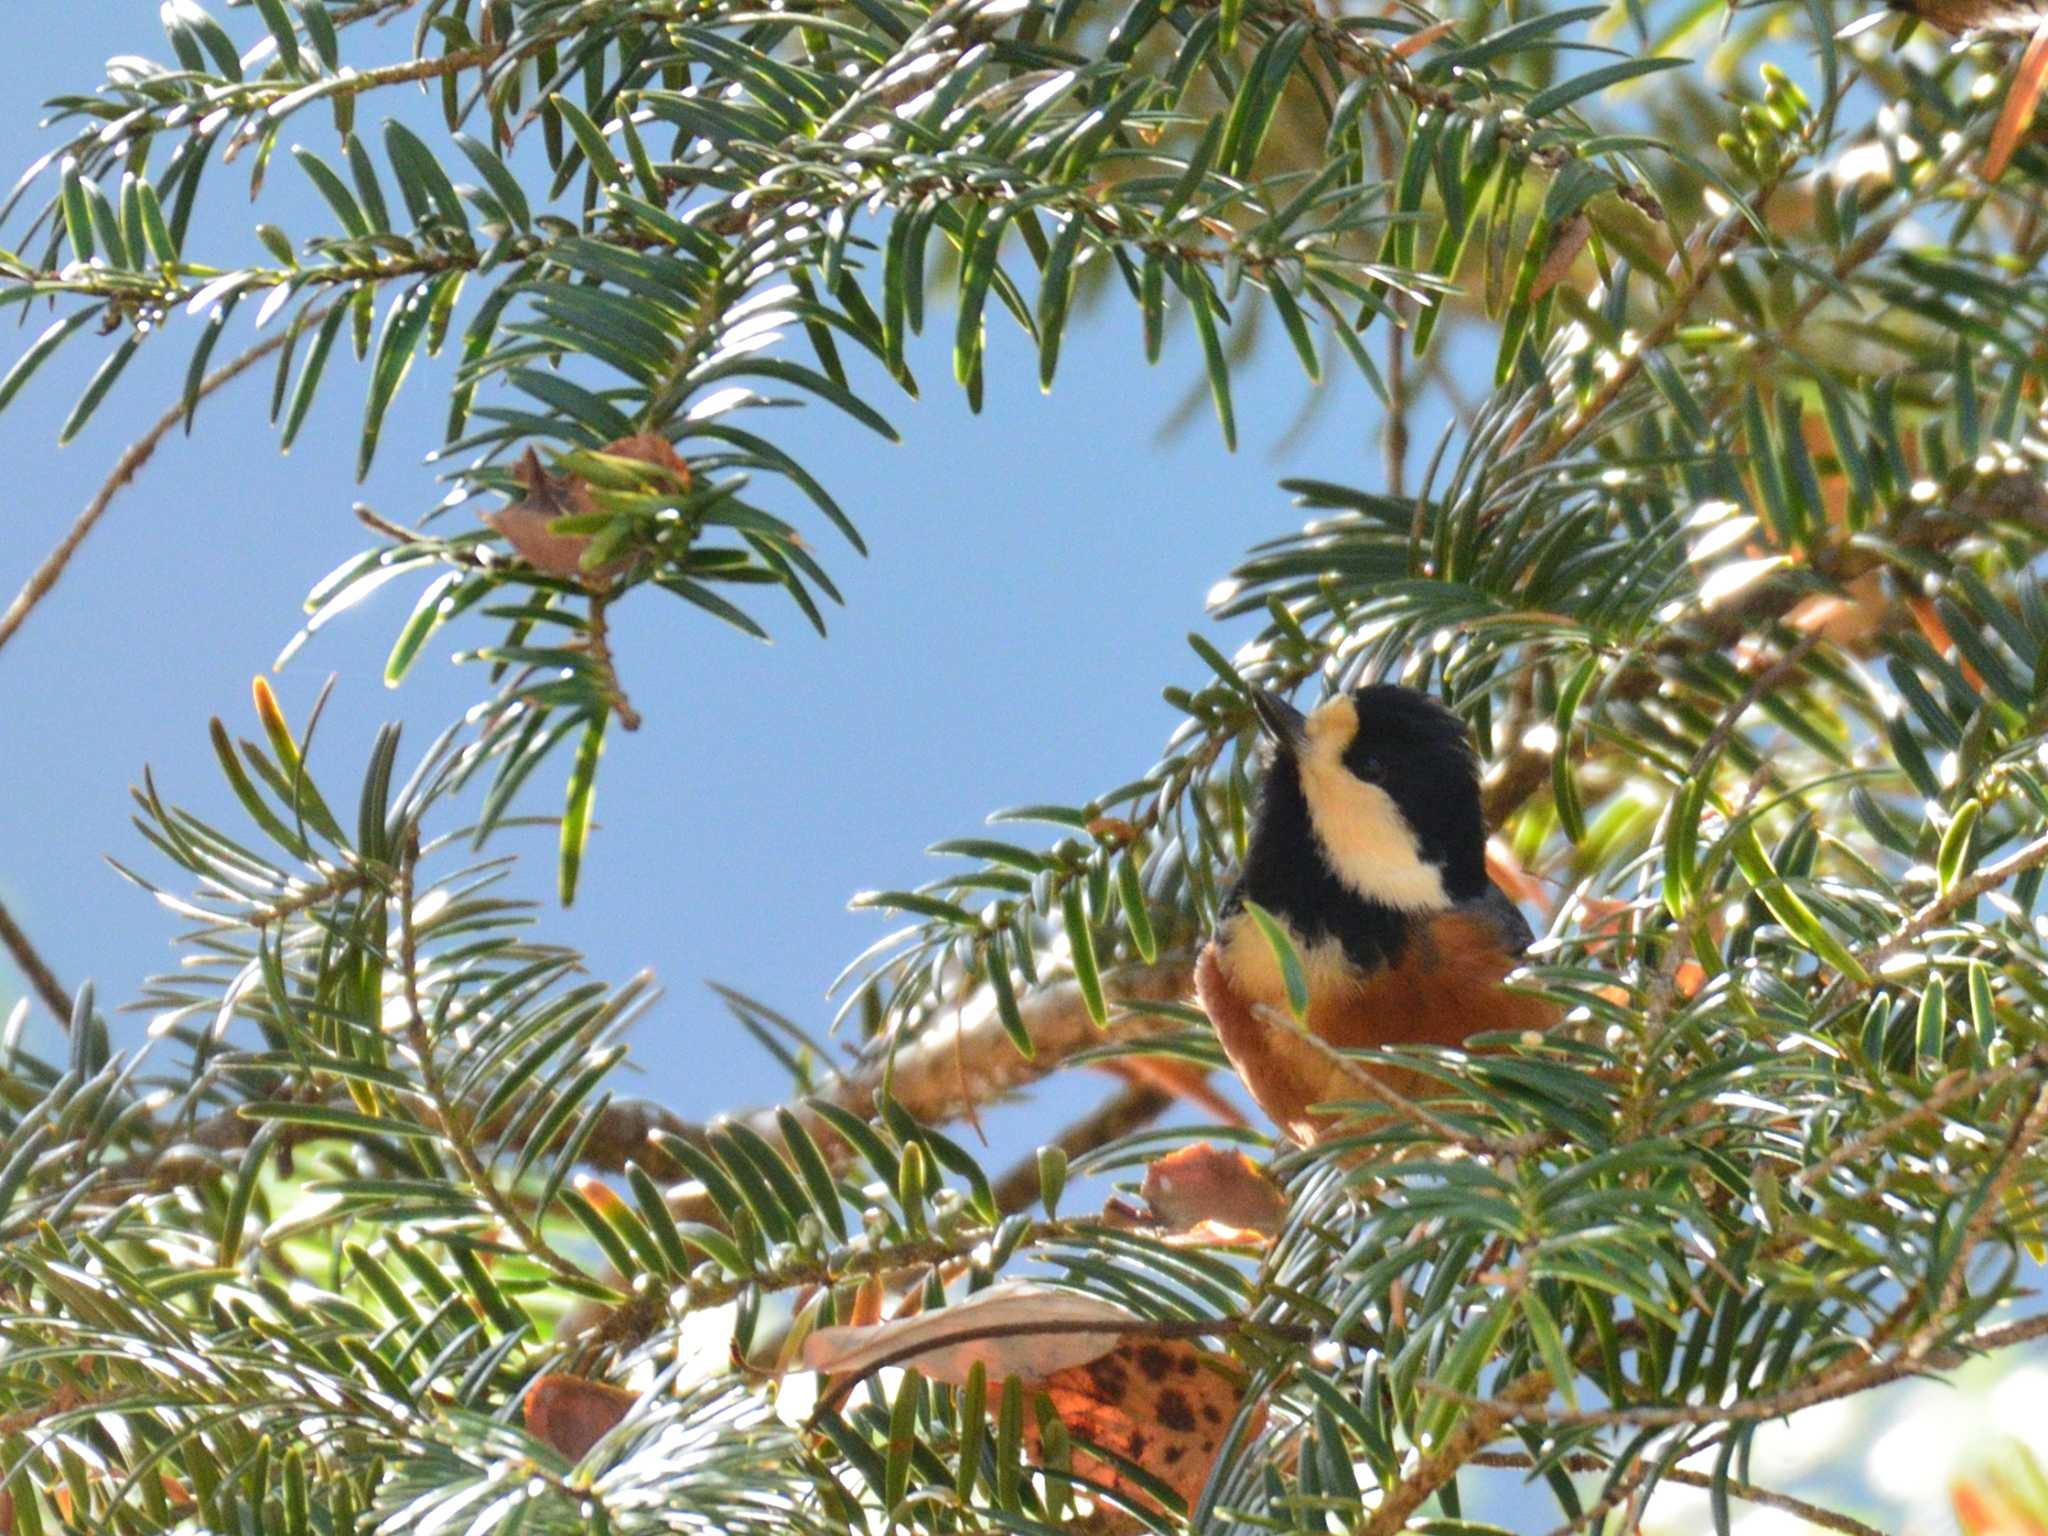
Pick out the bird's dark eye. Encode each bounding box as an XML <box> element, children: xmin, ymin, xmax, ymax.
<box><xmin>1353</xmin><ymin>753</ymin><xmax>1384</xmax><ymax>782</ymax></box>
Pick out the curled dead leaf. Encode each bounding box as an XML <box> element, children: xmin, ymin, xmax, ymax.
<box><xmin>799</xmin><ymin>1281</ymin><xmax>1141</xmax><ymax>1386</ymax></box>
<box><xmin>1103</xmin><ymin>1142</ymin><xmax>1287</xmax><ymax>1245</ymax></box>
<box><xmin>482</xmin><ymin>448</ymin><xmax>614</xmax><ymax>583</ymax></box>
<box><xmin>1024</xmin><ymin>1338</ymin><xmax>1265</xmax><ymax>1513</ymax></box>
<box><xmin>599</xmin><ymin>432</ymin><xmax>693</xmax><ymax>489</ymax></box>
<box><xmin>481</xmin><ymin>435</ymin><xmax>691</xmax><ymax>588</ymax></box>
<box><xmin>523</xmin><ymin>1373</ymin><xmax>637</xmax><ymax>1461</ymax></box>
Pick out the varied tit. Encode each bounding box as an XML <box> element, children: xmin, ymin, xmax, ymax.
<box><xmin>1196</xmin><ymin>683</ymin><xmax>1554</xmax><ymax>1141</ymax></box>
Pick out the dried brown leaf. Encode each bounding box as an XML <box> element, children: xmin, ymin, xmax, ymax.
<box><xmin>1135</xmin><ymin>1143</ymin><xmax>1287</xmax><ymax>1237</ymax></box>
<box><xmin>1390</xmin><ymin>16</ymin><xmax>1458</xmax><ymax>55</ymax></box>
<box><xmin>523</xmin><ymin>1373</ymin><xmax>637</xmax><ymax>1461</ymax></box>
<box><xmin>480</xmin><ymin>434</ymin><xmax>690</xmax><ymax>587</ymax></box>
<box><xmin>800</xmin><ymin>1281</ymin><xmax>1139</xmax><ymax>1385</ymax></box>
<box><xmin>1985</xmin><ymin>19</ymin><xmax>2048</xmax><ymax>178</ymax></box>
<box><xmin>481</xmin><ymin>447</ymin><xmax>610</xmax><ymax>581</ymax></box>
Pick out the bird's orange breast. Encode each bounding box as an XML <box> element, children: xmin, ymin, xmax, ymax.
<box><xmin>1311</xmin><ymin>909</ymin><xmax>1555</xmax><ymax>1054</ymax></box>
<box><xmin>1214</xmin><ymin>907</ymin><xmax>1555</xmax><ymax>1109</ymax></box>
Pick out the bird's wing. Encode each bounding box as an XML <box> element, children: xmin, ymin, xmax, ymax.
<box><xmin>1462</xmin><ymin>882</ymin><xmax>1536</xmax><ymax>957</ymax></box>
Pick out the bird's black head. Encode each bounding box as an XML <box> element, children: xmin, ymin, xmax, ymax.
<box><xmin>1242</xmin><ymin>683</ymin><xmax>1489</xmax><ymax>916</ymax></box>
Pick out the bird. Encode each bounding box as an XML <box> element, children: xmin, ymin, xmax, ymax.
<box><xmin>1194</xmin><ymin>683</ymin><xmax>1554</xmax><ymax>1142</ymax></box>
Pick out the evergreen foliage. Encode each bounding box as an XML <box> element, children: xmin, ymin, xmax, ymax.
<box><xmin>3</xmin><ymin>0</ymin><xmax>2048</xmax><ymax>1529</ymax></box>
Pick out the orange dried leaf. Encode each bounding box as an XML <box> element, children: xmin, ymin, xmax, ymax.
<box><xmin>1137</xmin><ymin>1143</ymin><xmax>1287</xmax><ymax>1237</ymax></box>
<box><xmin>1574</xmin><ymin>896</ymin><xmax>1634</xmax><ymax>958</ymax></box>
<box><xmin>1024</xmin><ymin>1338</ymin><xmax>1264</xmax><ymax>1512</ymax></box>
<box><xmin>800</xmin><ymin>1281</ymin><xmax>1139</xmax><ymax>1385</ymax></box>
<box><xmin>1952</xmin><ymin>1475</ymin><xmax>2048</xmax><ymax>1536</ymax></box>
<box><xmin>523</xmin><ymin>1373</ymin><xmax>637</xmax><ymax>1461</ymax></box>
<box><xmin>1484</xmin><ymin>839</ymin><xmax>1548</xmax><ymax>913</ymax></box>
<box><xmin>1908</xmin><ymin>595</ymin><xmax>1984</xmax><ymax>689</ymax></box>
<box><xmin>1390</xmin><ymin>16</ymin><xmax>1458</xmax><ymax>55</ymax></box>
<box><xmin>1985</xmin><ymin>20</ymin><xmax>2048</xmax><ymax>180</ymax></box>
<box><xmin>849</xmin><ymin>1272</ymin><xmax>885</xmax><ymax>1329</ymax></box>
<box><xmin>1781</xmin><ymin>572</ymin><xmax>1886</xmax><ymax>649</ymax></box>
<box><xmin>250</xmin><ymin>675</ymin><xmax>290</xmax><ymax>742</ymax></box>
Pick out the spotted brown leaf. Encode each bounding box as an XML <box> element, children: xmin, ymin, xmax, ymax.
<box><xmin>1024</xmin><ymin>1338</ymin><xmax>1263</xmax><ymax>1513</ymax></box>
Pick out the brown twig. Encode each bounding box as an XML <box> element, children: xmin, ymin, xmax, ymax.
<box><xmin>584</xmin><ymin>595</ymin><xmax>641</xmax><ymax>732</ymax></box>
<box><xmin>663</xmin><ymin>959</ymin><xmax>1197</xmax><ymax>1224</ymax></box>
<box><xmin>121</xmin><ymin>960</ymin><xmax>1193</xmax><ymax>1199</ymax></box>
<box><xmin>1794</xmin><ymin>1042</ymin><xmax>2048</xmax><ymax>1192</ymax></box>
<box><xmin>1359</xmin><ymin>1367</ymin><xmax>1557</xmax><ymax>1536</ymax></box>
<box><xmin>0</xmin><ymin>313</ymin><xmax>324</xmax><ymax>662</ymax></box>
<box><xmin>1847</xmin><ymin>829</ymin><xmax>2048</xmax><ymax>989</ymax></box>
<box><xmin>1471</xmin><ymin>1453</ymin><xmax>1887</xmax><ymax>1536</ymax></box>
<box><xmin>1422</xmin><ymin>1309</ymin><xmax>2048</xmax><ymax>1431</ymax></box>
<box><xmin>0</xmin><ymin>893</ymin><xmax>74</xmax><ymax>1026</ymax></box>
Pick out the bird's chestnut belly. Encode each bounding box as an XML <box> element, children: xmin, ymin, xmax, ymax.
<box><xmin>1214</xmin><ymin>908</ymin><xmax>1553</xmax><ymax>1056</ymax></box>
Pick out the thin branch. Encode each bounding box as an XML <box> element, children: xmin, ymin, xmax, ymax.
<box><xmin>990</xmin><ymin>1078</ymin><xmax>1176</xmax><ymax>1215</ymax></box>
<box><xmin>1848</xmin><ymin>829</ymin><xmax>2048</xmax><ymax>986</ymax></box>
<box><xmin>1470</xmin><ymin>1454</ymin><xmax>1888</xmax><ymax>1536</ymax></box>
<box><xmin>1794</xmin><ymin>1041</ymin><xmax>2048</xmax><ymax>1191</ymax></box>
<box><xmin>585</xmin><ymin>595</ymin><xmax>641</xmax><ymax>732</ymax></box>
<box><xmin>663</xmin><ymin>959</ymin><xmax>1196</xmax><ymax>1224</ymax></box>
<box><xmin>1358</xmin><ymin>1367</ymin><xmax>1556</xmax><ymax>1536</ymax></box>
<box><xmin>0</xmin><ymin>313</ymin><xmax>321</xmax><ymax>662</ymax></box>
<box><xmin>0</xmin><ymin>893</ymin><xmax>73</xmax><ymax>1025</ymax></box>
<box><xmin>1424</xmin><ymin>1310</ymin><xmax>2048</xmax><ymax>1430</ymax></box>
<box><xmin>122</xmin><ymin>960</ymin><xmax>1192</xmax><ymax>1198</ymax></box>
<box><xmin>1922</xmin><ymin>1070</ymin><xmax>2048</xmax><ymax>1340</ymax></box>
<box><xmin>394</xmin><ymin>830</ymin><xmax>589</xmax><ymax>1288</ymax></box>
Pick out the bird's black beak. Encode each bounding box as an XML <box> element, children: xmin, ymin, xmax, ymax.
<box><xmin>1250</xmin><ymin>688</ymin><xmax>1308</xmax><ymax>754</ymax></box>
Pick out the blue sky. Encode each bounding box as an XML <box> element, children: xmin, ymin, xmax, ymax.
<box><xmin>0</xmin><ymin>2</ymin><xmax>1381</xmax><ymax>1140</ymax></box>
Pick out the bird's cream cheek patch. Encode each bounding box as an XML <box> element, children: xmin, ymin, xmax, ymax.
<box><xmin>1297</xmin><ymin>695</ymin><xmax>1451</xmax><ymax>911</ymax></box>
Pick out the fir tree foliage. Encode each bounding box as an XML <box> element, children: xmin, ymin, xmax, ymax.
<box><xmin>4</xmin><ymin>0</ymin><xmax>2048</xmax><ymax>1529</ymax></box>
